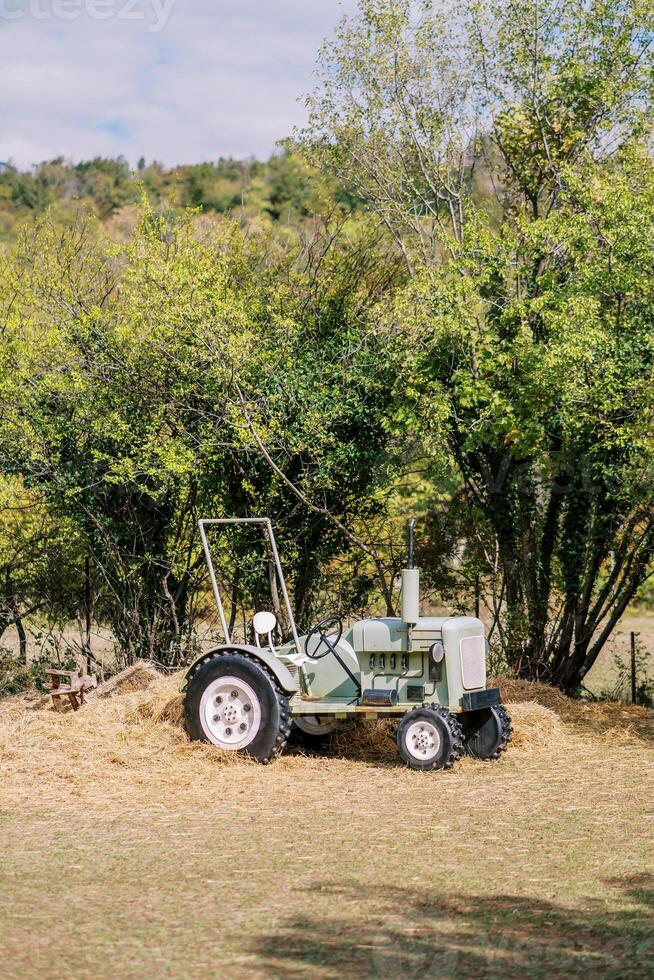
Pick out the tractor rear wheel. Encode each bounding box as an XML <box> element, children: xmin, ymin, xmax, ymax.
<box><xmin>460</xmin><ymin>704</ymin><xmax>512</xmax><ymax>760</ymax></box>
<box><xmin>184</xmin><ymin>653</ymin><xmax>291</xmax><ymax>763</ymax></box>
<box><xmin>396</xmin><ymin>704</ymin><xmax>464</xmax><ymax>771</ymax></box>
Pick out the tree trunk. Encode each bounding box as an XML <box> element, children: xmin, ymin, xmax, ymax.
<box><xmin>109</xmin><ymin>564</ymin><xmax>191</xmax><ymax>668</ymax></box>
<box><xmin>15</xmin><ymin>615</ymin><xmax>27</xmax><ymax>663</ymax></box>
<box><xmin>7</xmin><ymin>590</ymin><xmax>27</xmax><ymax>663</ymax></box>
<box><xmin>0</xmin><ymin>613</ymin><xmax>10</xmax><ymax>650</ymax></box>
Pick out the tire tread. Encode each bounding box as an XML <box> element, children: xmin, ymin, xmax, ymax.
<box><xmin>185</xmin><ymin>650</ymin><xmax>291</xmax><ymax>763</ymax></box>
<box><xmin>397</xmin><ymin>703</ymin><xmax>464</xmax><ymax>771</ymax></box>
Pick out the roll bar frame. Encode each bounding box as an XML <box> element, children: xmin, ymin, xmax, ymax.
<box><xmin>198</xmin><ymin>518</ymin><xmax>300</xmax><ymax>651</ymax></box>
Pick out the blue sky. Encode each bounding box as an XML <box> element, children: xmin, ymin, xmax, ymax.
<box><xmin>0</xmin><ymin>0</ymin><xmax>357</xmax><ymax>169</ymax></box>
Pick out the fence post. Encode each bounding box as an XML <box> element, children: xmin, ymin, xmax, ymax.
<box><xmin>630</xmin><ymin>631</ymin><xmax>638</xmax><ymax>704</ymax></box>
<box><xmin>84</xmin><ymin>556</ymin><xmax>92</xmax><ymax>675</ymax></box>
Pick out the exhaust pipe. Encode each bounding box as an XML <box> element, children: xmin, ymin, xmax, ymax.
<box><xmin>407</xmin><ymin>517</ymin><xmax>415</xmax><ymax>568</ymax></box>
<box><xmin>401</xmin><ymin>519</ymin><xmax>420</xmax><ymax>625</ymax></box>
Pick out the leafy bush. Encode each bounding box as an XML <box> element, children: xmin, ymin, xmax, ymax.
<box><xmin>0</xmin><ymin>648</ymin><xmax>79</xmax><ymax>697</ymax></box>
<box><xmin>0</xmin><ymin>650</ymin><xmax>48</xmax><ymax>696</ymax></box>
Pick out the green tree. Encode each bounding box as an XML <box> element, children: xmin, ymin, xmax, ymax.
<box><xmin>0</xmin><ymin>477</ymin><xmax>84</xmax><ymax>659</ymax></box>
<box><xmin>301</xmin><ymin>0</ymin><xmax>654</xmax><ymax>690</ymax></box>
<box><xmin>0</xmin><ymin>205</ymin><xmax>400</xmax><ymax>663</ymax></box>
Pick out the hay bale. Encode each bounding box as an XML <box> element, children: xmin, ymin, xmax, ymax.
<box><xmin>491</xmin><ymin>675</ymin><xmax>653</xmax><ymax>739</ymax></box>
<box><xmin>490</xmin><ymin>676</ymin><xmax>570</xmax><ymax>714</ymax></box>
<box><xmin>505</xmin><ymin>701</ymin><xmax>564</xmax><ymax>750</ymax></box>
<box><xmin>92</xmin><ymin>661</ymin><xmax>160</xmax><ymax>699</ymax></box>
<box><xmin>0</xmin><ymin>667</ymin><xmax>250</xmax><ymax>812</ymax></box>
<box><xmin>327</xmin><ymin>700</ymin><xmax>565</xmax><ymax>762</ymax></box>
<box><xmin>563</xmin><ymin>699</ymin><xmax>654</xmax><ymax>739</ymax></box>
<box><xmin>1</xmin><ymin>656</ymin><xmax>634</xmax><ymax>815</ymax></box>
<box><xmin>331</xmin><ymin>719</ymin><xmax>398</xmax><ymax>764</ymax></box>
<box><xmin>129</xmin><ymin>671</ymin><xmax>185</xmax><ymax>726</ymax></box>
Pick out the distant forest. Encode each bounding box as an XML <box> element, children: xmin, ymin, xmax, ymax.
<box><xmin>0</xmin><ymin>152</ymin><xmax>356</xmax><ymax>243</ymax></box>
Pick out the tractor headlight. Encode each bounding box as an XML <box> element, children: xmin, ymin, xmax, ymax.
<box><xmin>429</xmin><ymin>641</ymin><xmax>444</xmax><ymax>663</ymax></box>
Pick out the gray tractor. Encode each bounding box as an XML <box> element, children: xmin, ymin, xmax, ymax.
<box><xmin>183</xmin><ymin>518</ymin><xmax>511</xmax><ymax>771</ymax></box>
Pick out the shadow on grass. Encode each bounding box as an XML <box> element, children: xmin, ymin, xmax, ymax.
<box><xmin>252</xmin><ymin>875</ymin><xmax>654</xmax><ymax>978</ymax></box>
<box><xmin>286</xmin><ymin>719</ymin><xmax>401</xmax><ymax>766</ymax></box>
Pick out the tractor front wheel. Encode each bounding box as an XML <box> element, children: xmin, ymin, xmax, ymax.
<box><xmin>396</xmin><ymin>704</ymin><xmax>464</xmax><ymax>771</ymax></box>
<box><xmin>184</xmin><ymin>653</ymin><xmax>291</xmax><ymax>763</ymax></box>
<box><xmin>460</xmin><ymin>704</ymin><xmax>512</xmax><ymax>760</ymax></box>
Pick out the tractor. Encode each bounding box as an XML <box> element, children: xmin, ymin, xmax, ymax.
<box><xmin>183</xmin><ymin>518</ymin><xmax>511</xmax><ymax>770</ymax></box>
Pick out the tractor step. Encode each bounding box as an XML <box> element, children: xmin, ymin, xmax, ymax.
<box><xmin>290</xmin><ymin>697</ymin><xmax>464</xmax><ymax>719</ymax></box>
<box><xmin>292</xmin><ymin>699</ymin><xmax>414</xmax><ymax>718</ymax></box>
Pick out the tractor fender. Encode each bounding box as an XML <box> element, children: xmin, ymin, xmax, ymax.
<box><xmin>183</xmin><ymin>644</ymin><xmax>299</xmax><ymax>695</ymax></box>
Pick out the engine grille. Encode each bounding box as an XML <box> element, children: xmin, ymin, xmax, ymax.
<box><xmin>460</xmin><ymin>635</ymin><xmax>486</xmax><ymax>690</ymax></box>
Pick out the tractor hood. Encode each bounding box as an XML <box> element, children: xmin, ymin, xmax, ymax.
<box><xmin>346</xmin><ymin>614</ymin><xmax>487</xmax><ymax>709</ymax></box>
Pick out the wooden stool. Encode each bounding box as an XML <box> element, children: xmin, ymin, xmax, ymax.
<box><xmin>44</xmin><ymin>668</ymin><xmax>98</xmax><ymax>711</ymax></box>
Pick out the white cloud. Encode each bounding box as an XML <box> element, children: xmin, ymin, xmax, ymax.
<box><xmin>0</xmin><ymin>0</ymin><xmax>357</xmax><ymax>168</ymax></box>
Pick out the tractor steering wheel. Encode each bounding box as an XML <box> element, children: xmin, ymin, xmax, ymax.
<box><xmin>304</xmin><ymin>615</ymin><xmax>344</xmax><ymax>661</ymax></box>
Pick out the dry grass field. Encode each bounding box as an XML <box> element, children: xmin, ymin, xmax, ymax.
<box><xmin>1</xmin><ymin>670</ymin><xmax>652</xmax><ymax>979</ymax></box>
